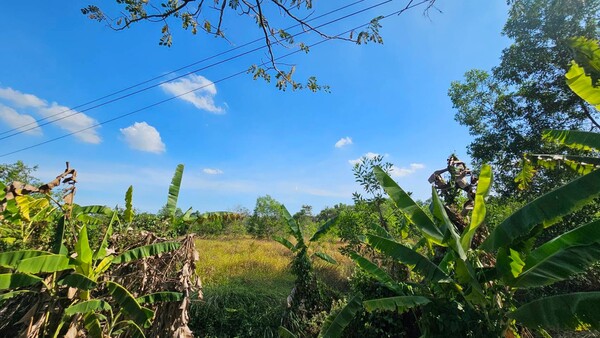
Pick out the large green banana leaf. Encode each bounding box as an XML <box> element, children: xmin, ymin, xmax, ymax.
<box><xmin>107</xmin><ymin>281</ymin><xmax>154</xmax><ymax>327</ymax></box>
<box><xmin>64</xmin><ymin>300</ymin><xmax>112</xmax><ymax>316</ymax></box>
<box><xmin>349</xmin><ymin>251</ymin><xmax>403</xmax><ymax>294</ymax></box>
<box><xmin>319</xmin><ymin>293</ymin><xmax>362</xmax><ymax>338</ymax></box>
<box><xmin>366</xmin><ymin>234</ymin><xmax>448</xmax><ymax>283</ymax></box>
<box><xmin>0</xmin><ymin>273</ymin><xmax>42</xmax><ymax>290</ymax></box>
<box><xmin>482</xmin><ymin>169</ymin><xmax>600</xmax><ymax>251</ymax></box>
<box><xmin>58</xmin><ymin>273</ymin><xmax>97</xmax><ymax>290</ymax></box>
<box><xmin>510</xmin><ymin>292</ymin><xmax>600</xmax><ymax>330</ymax></box>
<box><xmin>430</xmin><ymin>187</ymin><xmax>466</xmax><ymax>260</ymax></box>
<box><xmin>16</xmin><ymin>254</ymin><xmax>73</xmax><ymax>274</ymax></box>
<box><xmin>373</xmin><ymin>166</ymin><xmax>444</xmax><ymax>245</ymax></box>
<box><xmin>309</xmin><ymin>217</ymin><xmax>337</xmax><ymax>242</ymax></box>
<box><xmin>75</xmin><ymin>225</ymin><xmax>93</xmax><ymax>275</ymax></box>
<box><xmin>112</xmin><ymin>241</ymin><xmax>181</xmax><ymax>264</ymax></box>
<box><xmin>362</xmin><ymin>295</ymin><xmax>431</xmax><ymax>313</ymax></box>
<box><xmin>280</xmin><ymin>205</ymin><xmax>302</xmax><ymax>244</ymax></box>
<box><xmin>0</xmin><ymin>250</ymin><xmax>52</xmax><ymax>268</ymax></box>
<box><xmin>166</xmin><ymin>164</ymin><xmax>184</xmax><ymax>221</ymax></box>
<box><xmin>566</xmin><ymin>61</ymin><xmax>600</xmax><ymax>110</ymax></box>
<box><xmin>542</xmin><ymin>130</ymin><xmax>600</xmax><ymax>152</ymax></box>
<box><xmin>511</xmin><ymin>219</ymin><xmax>600</xmax><ymax>288</ymax></box>
<box><xmin>461</xmin><ymin>164</ymin><xmax>492</xmax><ymax>251</ymax></box>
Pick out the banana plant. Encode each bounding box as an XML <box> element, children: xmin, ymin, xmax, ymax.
<box><xmin>322</xmin><ymin>161</ymin><xmax>600</xmax><ymax>337</ymax></box>
<box><xmin>0</xmin><ymin>190</ymin><xmax>183</xmax><ymax>337</ymax></box>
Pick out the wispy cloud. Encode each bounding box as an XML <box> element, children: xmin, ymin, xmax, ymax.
<box><xmin>160</xmin><ymin>74</ymin><xmax>225</xmax><ymax>114</ymax></box>
<box><xmin>0</xmin><ymin>86</ymin><xmax>101</xmax><ymax>143</ymax></box>
<box><xmin>335</xmin><ymin>136</ymin><xmax>353</xmax><ymax>148</ymax></box>
<box><xmin>348</xmin><ymin>152</ymin><xmax>381</xmax><ymax>166</ymax></box>
<box><xmin>203</xmin><ymin>168</ymin><xmax>223</xmax><ymax>175</ymax></box>
<box><xmin>0</xmin><ymin>104</ymin><xmax>42</xmax><ymax>135</ymax></box>
<box><xmin>0</xmin><ymin>87</ymin><xmax>46</xmax><ymax>108</ymax></box>
<box><xmin>120</xmin><ymin>122</ymin><xmax>166</xmax><ymax>154</ymax></box>
<box><xmin>390</xmin><ymin>163</ymin><xmax>425</xmax><ymax>178</ymax></box>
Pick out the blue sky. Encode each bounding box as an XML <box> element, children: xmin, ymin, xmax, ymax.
<box><xmin>0</xmin><ymin>1</ymin><xmax>509</xmax><ymax>214</ymax></box>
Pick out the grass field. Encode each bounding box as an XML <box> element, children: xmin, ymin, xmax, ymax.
<box><xmin>190</xmin><ymin>237</ymin><xmax>353</xmax><ymax>337</ymax></box>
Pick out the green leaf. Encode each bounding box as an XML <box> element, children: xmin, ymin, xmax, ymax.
<box><xmin>482</xmin><ymin>169</ymin><xmax>600</xmax><ymax>251</ymax></box>
<box><xmin>136</xmin><ymin>292</ymin><xmax>183</xmax><ymax>304</ymax></box>
<box><xmin>53</xmin><ymin>216</ymin><xmax>66</xmax><ymax>254</ymax></box>
<box><xmin>313</xmin><ymin>252</ymin><xmax>337</xmax><ymax>264</ymax></box>
<box><xmin>273</xmin><ymin>236</ymin><xmax>295</xmax><ymax>251</ymax></box>
<box><xmin>527</xmin><ymin>154</ymin><xmax>600</xmax><ymax>176</ymax></box>
<box><xmin>566</xmin><ymin>61</ymin><xmax>600</xmax><ymax>110</ymax></box>
<box><xmin>542</xmin><ymin>130</ymin><xmax>600</xmax><ymax>153</ymax></box>
<box><xmin>107</xmin><ymin>281</ymin><xmax>154</xmax><ymax>327</ymax></box>
<box><xmin>319</xmin><ymin>293</ymin><xmax>362</xmax><ymax>338</ymax></box>
<box><xmin>76</xmin><ymin>205</ymin><xmax>113</xmax><ymax>216</ymax></box>
<box><xmin>349</xmin><ymin>251</ymin><xmax>402</xmax><ymax>294</ymax></box>
<box><xmin>118</xmin><ymin>320</ymin><xmax>146</xmax><ymax>338</ymax></box>
<box><xmin>280</xmin><ymin>205</ymin><xmax>302</xmax><ymax>243</ymax></box>
<box><xmin>166</xmin><ymin>164</ymin><xmax>184</xmax><ymax>221</ymax></box>
<box><xmin>512</xmin><ymin>219</ymin><xmax>600</xmax><ymax>288</ymax></box>
<box><xmin>461</xmin><ymin>164</ymin><xmax>492</xmax><ymax>250</ymax></box>
<box><xmin>366</xmin><ymin>222</ymin><xmax>393</xmax><ymax>239</ymax></box>
<box><xmin>373</xmin><ymin>166</ymin><xmax>443</xmax><ymax>245</ymax></box>
<box><xmin>83</xmin><ymin>313</ymin><xmax>103</xmax><ymax>338</ymax></box>
<box><xmin>0</xmin><ymin>290</ymin><xmax>33</xmax><ymax>302</ymax></box>
<box><xmin>510</xmin><ymin>292</ymin><xmax>600</xmax><ymax>330</ymax></box>
<box><xmin>58</xmin><ymin>273</ymin><xmax>97</xmax><ymax>290</ymax></box>
<box><xmin>430</xmin><ymin>187</ymin><xmax>466</xmax><ymax>260</ymax></box>
<box><xmin>64</xmin><ymin>300</ymin><xmax>111</xmax><ymax>316</ymax></box>
<box><xmin>0</xmin><ymin>250</ymin><xmax>52</xmax><ymax>268</ymax></box>
<box><xmin>497</xmin><ymin>248</ymin><xmax>526</xmax><ymax>282</ymax></box>
<box><xmin>366</xmin><ymin>234</ymin><xmax>448</xmax><ymax>283</ymax></box>
<box><xmin>363</xmin><ymin>296</ymin><xmax>430</xmax><ymax>313</ymax></box>
<box><xmin>112</xmin><ymin>242</ymin><xmax>181</xmax><ymax>264</ymax></box>
<box><xmin>75</xmin><ymin>225</ymin><xmax>93</xmax><ymax>270</ymax></box>
<box><xmin>94</xmin><ymin>212</ymin><xmax>114</xmax><ymax>260</ymax></box>
<box><xmin>124</xmin><ymin>186</ymin><xmax>133</xmax><ymax>223</ymax></box>
<box><xmin>569</xmin><ymin>37</ymin><xmax>600</xmax><ymax>84</ymax></box>
<box><xmin>0</xmin><ymin>273</ymin><xmax>43</xmax><ymax>290</ymax></box>
<box><xmin>309</xmin><ymin>217</ymin><xmax>337</xmax><ymax>242</ymax></box>
<box><xmin>16</xmin><ymin>254</ymin><xmax>73</xmax><ymax>274</ymax></box>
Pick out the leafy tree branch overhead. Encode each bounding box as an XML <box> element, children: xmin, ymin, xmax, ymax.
<box><xmin>82</xmin><ymin>0</ymin><xmax>437</xmax><ymax>90</ymax></box>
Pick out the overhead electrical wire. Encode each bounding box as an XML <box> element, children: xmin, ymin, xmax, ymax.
<box><xmin>0</xmin><ymin>0</ymin><xmax>432</xmax><ymax>158</ymax></box>
<box><xmin>0</xmin><ymin>0</ymin><xmax>370</xmax><ymax>139</ymax></box>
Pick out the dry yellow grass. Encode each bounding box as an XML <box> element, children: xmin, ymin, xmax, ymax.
<box><xmin>195</xmin><ymin>237</ymin><xmax>353</xmax><ymax>295</ymax></box>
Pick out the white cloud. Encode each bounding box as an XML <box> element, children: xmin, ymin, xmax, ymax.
<box><xmin>203</xmin><ymin>168</ymin><xmax>223</xmax><ymax>175</ymax></box>
<box><xmin>0</xmin><ymin>86</ymin><xmax>101</xmax><ymax>143</ymax></box>
<box><xmin>160</xmin><ymin>74</ymin><xmax>225</xmax><ymax>114</ymax></box>
<box><xmin>348</xmin><ymin>152</ymin><xmax>381</xmax><ymax>166</ymax></box>
<box><xmin>390</xmin><ymin>163</ymin><xmax>425</xmax><ymax>178</ymax></box>
<box><xmin>0</xmin><ymin>104</ymin><xmax>42</xmax><ymax>135</ymax></box>
<box><xmin>120</xmin><ymin>122</ymin><xmax>166</xmax><ymax>154</ymax></box>
<box><xmin>38</xmin><ymin>103</ymin><xmax>101</xmax><ymax>144</ymax></box>
<box><xmin>0</xmin><ymin>87</ymin><xmax>46</xmax><ymax>108</ymax></box>
<box><xmin>335</xmin><ymin>136</ymin><xmax>353</xmax><ymax>148</ymax></box>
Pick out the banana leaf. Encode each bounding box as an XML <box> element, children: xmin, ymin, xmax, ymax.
<box><xmin>166</xmin><ymin>164</ymin><xmax>184</xmax><ymax>221</ymax></box>
<box><xmin>366</xmin><ymin>234</ymin><xmax>448</xmax><ymax>283</ymax></box>
<box><xmin>319</xmin><ymin>293</ymin><xmax>362</xmax><ymax>338</ymax></box>
<box><xmin>136</xmin><ymin>292</ymin><xmax>183</xmax><ymax>304</ymax></box>
<box><xmin>373</xmin><ymin>166</ymin><xmax>443</xmax><ymax>245</ymax></box>
<box><xmin>0</xmin><ymin>250</ymin><xmax>52</xmax><ymax>268</ymax></box>
<box><xmin>107</xmin><ymin>281</ymin><xmax>154</xmax><ymax>327</ymax></box>
<box><xmin>510</xmin><ymin>292</ymin><xmax>600</xmax><ymax>330</ymax></box>
<box><xmin>16</xmin><ymin>254</ymin><xmax>73</xmax><ymax>274</ymax></box>
<box><xmin>124</xmin><ymin>186</ymin><xmax>134</xmax><ymax>223</ymax></box>
<box><xmin>511</xmin><ymin>219</ymin><xmax>600</xmax><ymax>288</ymax></box>
<box><xmin>349</xmin><ymin>251</ymin><xmax>403</xmax><ymax>294</ymax></box>
<box><xmin>542</xmin><ymin>130</ymin><xmax>600</xmax><ymax>152</ymax></box>
<box><xmin>482</xmin><ymin>169</ymin><xmax>600</xmax><ymax>251</ymax></box>
<box><xmin>112</xmin><ymin>242</ymin><xmax>181</xmax><ymax>264</ymax></box>
<box><xmin>58</xmin><ymin>273</ymin><xmax>97</xmax><ymax>290</ymax></box>
<box><xmin>461</xmin><ymin>164</ymin><xmax>492</xmax><ymax>250</ymax></box>
<box><xmin>64</xmin><ymin>300</ymin><xmax>111</xmax><ymax>316</ymax></box>
<box><xmin>0</xmin><ymin>273</ymin><xmax>43</xmax><ymax>290</ymax></box>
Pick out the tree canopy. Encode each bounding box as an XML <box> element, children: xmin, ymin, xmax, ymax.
<box><xmin>448</xmin><ymin>0</ymin><xmax>600</xmax><ymax>195</ymax></box>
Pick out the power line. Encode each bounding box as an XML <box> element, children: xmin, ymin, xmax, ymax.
<box><xmin>0</xmin><ymin>0</ymin><xmax>432</xmax><ymax>158</ymax></box>
<box><xmin>0</xmin><ymin>0</ymin><xmax>369</xmax><ymax>139</ymax></box>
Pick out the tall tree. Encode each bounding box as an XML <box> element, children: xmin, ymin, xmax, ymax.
<box><xmin>448</xmin><ymin>0</ymin><xmax>600</xmax><ymax>196</ymax></box>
